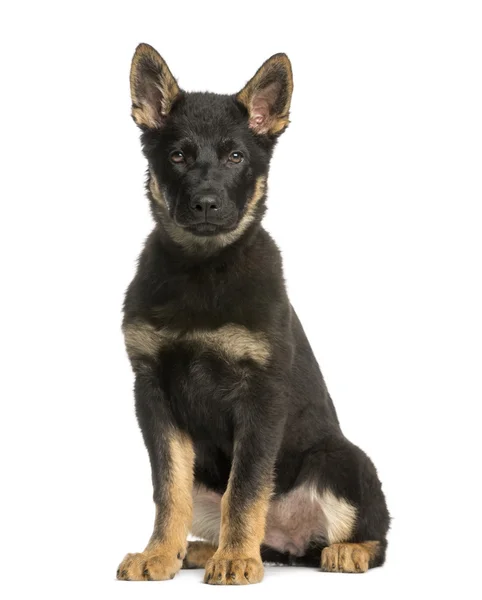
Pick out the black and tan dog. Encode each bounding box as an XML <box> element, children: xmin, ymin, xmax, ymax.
<box><xmin>117</xmin><ymin>43</ymin><xmax>389</xmax><ymax>585</ymax></box>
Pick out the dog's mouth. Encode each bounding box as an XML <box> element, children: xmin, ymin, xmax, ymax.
<box><xmin>184</xmin><ymin>222</ymin><xmax>238</xmax><ymax>236</ymax></box>
<box><xmin>188</xmin><ymin>223</ymin><xmax>219</xmax><ymax>236</ymax></box>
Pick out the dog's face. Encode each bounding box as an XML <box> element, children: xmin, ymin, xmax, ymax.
<box><xmin>130</xmin><ymin>44</ymin><xmax>293</xmax><ymax>249</ymax></box>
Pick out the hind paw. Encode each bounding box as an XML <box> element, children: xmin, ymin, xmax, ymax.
<box><xmin>321</xmin><ymin>543</ymin><xmax>371</xmax><ymax>573</ymax></box>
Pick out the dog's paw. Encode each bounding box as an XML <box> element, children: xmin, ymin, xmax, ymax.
<box><xmin>321</xmin><ymin>543</ymin><xmax>370</xmax><ymax>573</ymax></box>
<box><xmin>117</xmin><ymin>549</ymin><xmax>184</xmax><ymax>581</ymax></box>
<box><xmin>183</xmin><ymin>541</ymin><xmax>217</xmax><ymax>569</ymax></box>
<box><xmin>204</xmin><ymin>555</ymin><xmax>264</xmax><ymax>585</ymax></box>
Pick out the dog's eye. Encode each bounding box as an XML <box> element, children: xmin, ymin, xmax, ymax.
<box><xmin>228</xmin><ymin>151</ymin><xmax>244</xmax><ymax>164</ymax></box>
<box><xmin>170</xmin><ymin>150</ymin><xmax>186</xmax><ymax>164</ymax></box>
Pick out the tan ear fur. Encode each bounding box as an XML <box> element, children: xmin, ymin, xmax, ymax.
<box><xmin>236</xmin><ymin>53</ymin><xmax>293</xmax><ymax>136</ymax></box>
<box><xmin>130</xmin><ymin>43</ymin><xmax>180</xmax><ymax>129</ymax></box>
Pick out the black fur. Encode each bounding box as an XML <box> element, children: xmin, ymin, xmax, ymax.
<box><xmin>121</xmin><ymin>44</ymin><xmax>389</xmax><ymax>577</ymax></box>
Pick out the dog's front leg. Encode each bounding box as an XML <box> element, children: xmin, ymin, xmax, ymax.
<box><xmin>117</xmin><ymin>368</ymin><xmax>194</xmax><ymax>581</ymax></box>
<box><xmin>204</xmin><ymin>386</ymin><xmax>285</xmax><ymax>585</ymax></box>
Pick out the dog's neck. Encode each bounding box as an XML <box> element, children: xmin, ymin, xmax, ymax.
<box><xmin>147</xmin><ymin>197</ymin><xmax>266</xmax><ymax>265</ymax></box>
<box><xmin>153</xmin><ymin>216</ymin><xmax>265</xmax><ymax>267</ymax></box>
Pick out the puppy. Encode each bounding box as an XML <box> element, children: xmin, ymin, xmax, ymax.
<box><xmin>117</xmin><ymin>43</ymin><xmax>389</xmax><ymax>585</ymax></box>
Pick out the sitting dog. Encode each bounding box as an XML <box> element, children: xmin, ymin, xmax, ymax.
<box><xmin>117</xmin><ymin>43</ymin><xmax>390</xmax><ymax>585</ymax></box>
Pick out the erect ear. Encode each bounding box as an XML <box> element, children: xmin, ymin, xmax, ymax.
<box><xmin>130</xmin><ymin>43</ymin><xmax>181</xmax><ymax>129</ymax></box>
<box><xmin>236</xmin><ymin>53</ymin><xmax>293</xmax><ymax>136</ymax></box>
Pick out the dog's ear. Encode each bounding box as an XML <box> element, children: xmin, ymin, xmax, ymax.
<box><xmin>236</xmin><ymin>53</ymin><xmax>293</xmax><ymax>136</ymax></box>
<box><xmin>130</xmin><ymin>43</ymin><xmax>181</xmax><ymax>129</ymax></box>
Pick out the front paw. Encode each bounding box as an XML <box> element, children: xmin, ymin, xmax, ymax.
<box><xmin>117</xmin><ymin>550</ymin><xmax>184</xmax><ymax>581</ymax></box>
<box><xmin>204</xmin><ymin>555</ymin><xmax>264</xmax><ymax>585</ymax></box>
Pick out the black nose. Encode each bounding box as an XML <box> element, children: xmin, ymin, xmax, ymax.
<box><xmin>190</xmin><ymin>195</ymin><xmax>220</xmax><ymax>217</ymax></box>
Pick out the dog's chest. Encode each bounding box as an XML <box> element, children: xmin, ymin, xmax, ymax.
<box><xmin>124</xmin><ymin>319</ymin><xmax>271</xmax><ymax>368</ymax></box>
<box><xmin>156</xmin><ymin>326</ymin><xmax>264</xmax><ymax>463</ymax></box>
<box><xmin>124</xmin><ymin>317</ymin><xmax>271</xmax><ymax>437</ymax></box>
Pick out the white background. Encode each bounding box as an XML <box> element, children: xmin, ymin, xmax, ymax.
<box><xmin>1</xmin><ymin>1</ymin><xmax>480</xmax><ymax>598</ymax></box>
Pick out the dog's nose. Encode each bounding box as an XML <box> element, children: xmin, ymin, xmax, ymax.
<box><xmin>190</xmin><ymin>195</ymin><xmax>221</xmax><ymax>217</ymax></box>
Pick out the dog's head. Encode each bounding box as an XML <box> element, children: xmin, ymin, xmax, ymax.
<box><xmin>130</xmin><ymin>44</ymin><xmax>293</xmax><ymax>251</ymax></box>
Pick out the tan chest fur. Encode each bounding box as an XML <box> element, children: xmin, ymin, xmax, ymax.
<box><xmin>123</xmin><ymin>320</ymin><xmax>271</xmax><ymax>367</ymax></box>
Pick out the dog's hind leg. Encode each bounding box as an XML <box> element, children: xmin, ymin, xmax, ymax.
<box><xmin>303</xmin><ymin>436</ymin><xmax>390</xmax><ymax>573</ymax></box>
<box><xmin>183</xmin><ymin>541</ymin><xmax>217</xmax><ymax>569</ymax></box>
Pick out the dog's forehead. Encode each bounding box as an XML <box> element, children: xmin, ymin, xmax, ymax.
<box><xmin>171</xmin><ymin>92</ymin><xmax>246</xmax><ymax>140</ymax></box>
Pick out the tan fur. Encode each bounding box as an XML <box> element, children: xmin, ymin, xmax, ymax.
<box><xmin>235</xmin><ymin>175</ymin><xmax>267</xmax><ymax>237</ymax></box>
<box><xmin>219</xmin><ymin>483</ymin><xmax>272</xmax><ymax>556</ymax></box>
<box><xmin>123</xmin><ymin>320</ymin><xmax>271</xmax><ymax>367</ymax></box>
<box><xmin>146</xmin><ymin>432</ymin><xmax>195</xmax><ymax>553</ymax></box>
<box><xmin>203</xmin><ymin>483</ymin><xmax>272</xmax><ymax>585</ymax></box>
<box><xmin>183</xmin><ymin>541</ymin><xmax>217</xmax><ymax>569</ymax></box>
<box><xmin>123</xmin><ymin>320</ymin><xmax>160</xmax><ymax>362</ymax></box>
<box><xmin>204</xmin><ymin>556</ymin><xmax>264</xmax><ymax>585</ymax></box>
<box><xmin>321</xmin><ymin>541</ymin><xmax>380</xmax><ymax>573</ymax></box>
<box><xmin>149</xmin><ymin>172</ymin><xmax>166</xmax><ymax>207</ymax></box>
<box><xmin>153</xmin><ymin>175</ymin><xmax>267</xmax><ymax>253</ymax></box>
<box><xmin>117</xmin><ymin>431</ymin><xmax>194</xmax><ymax>581</ymax></box>
<box><xmin>131</xmin><ymin>106</ymin><xmax>158</xmax><ymax>130</ymax></box>
<box><xmin>237</xmin><ymin>54</ymin><xmax>293</xmax><ymax>136</ymax></box>
<box><xmin>130</xmin><ymin>43</ymin><xmax>180</xmax><ymax>128</ymax></box>
<box><xmin>313</xmin><ymin>488</ymin><xmax>357</xmax><ymax>544</ymax></box>
<box><xmin>194</xmin><ymin>324</ymin><xmax>270</xmax><ymax>365</ymax></box>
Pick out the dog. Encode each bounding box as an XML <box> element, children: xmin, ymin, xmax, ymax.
<box><xmin>117</xmin><ymin>43</ymin><xmax>390</xmax><ymax>585</ymax></box>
